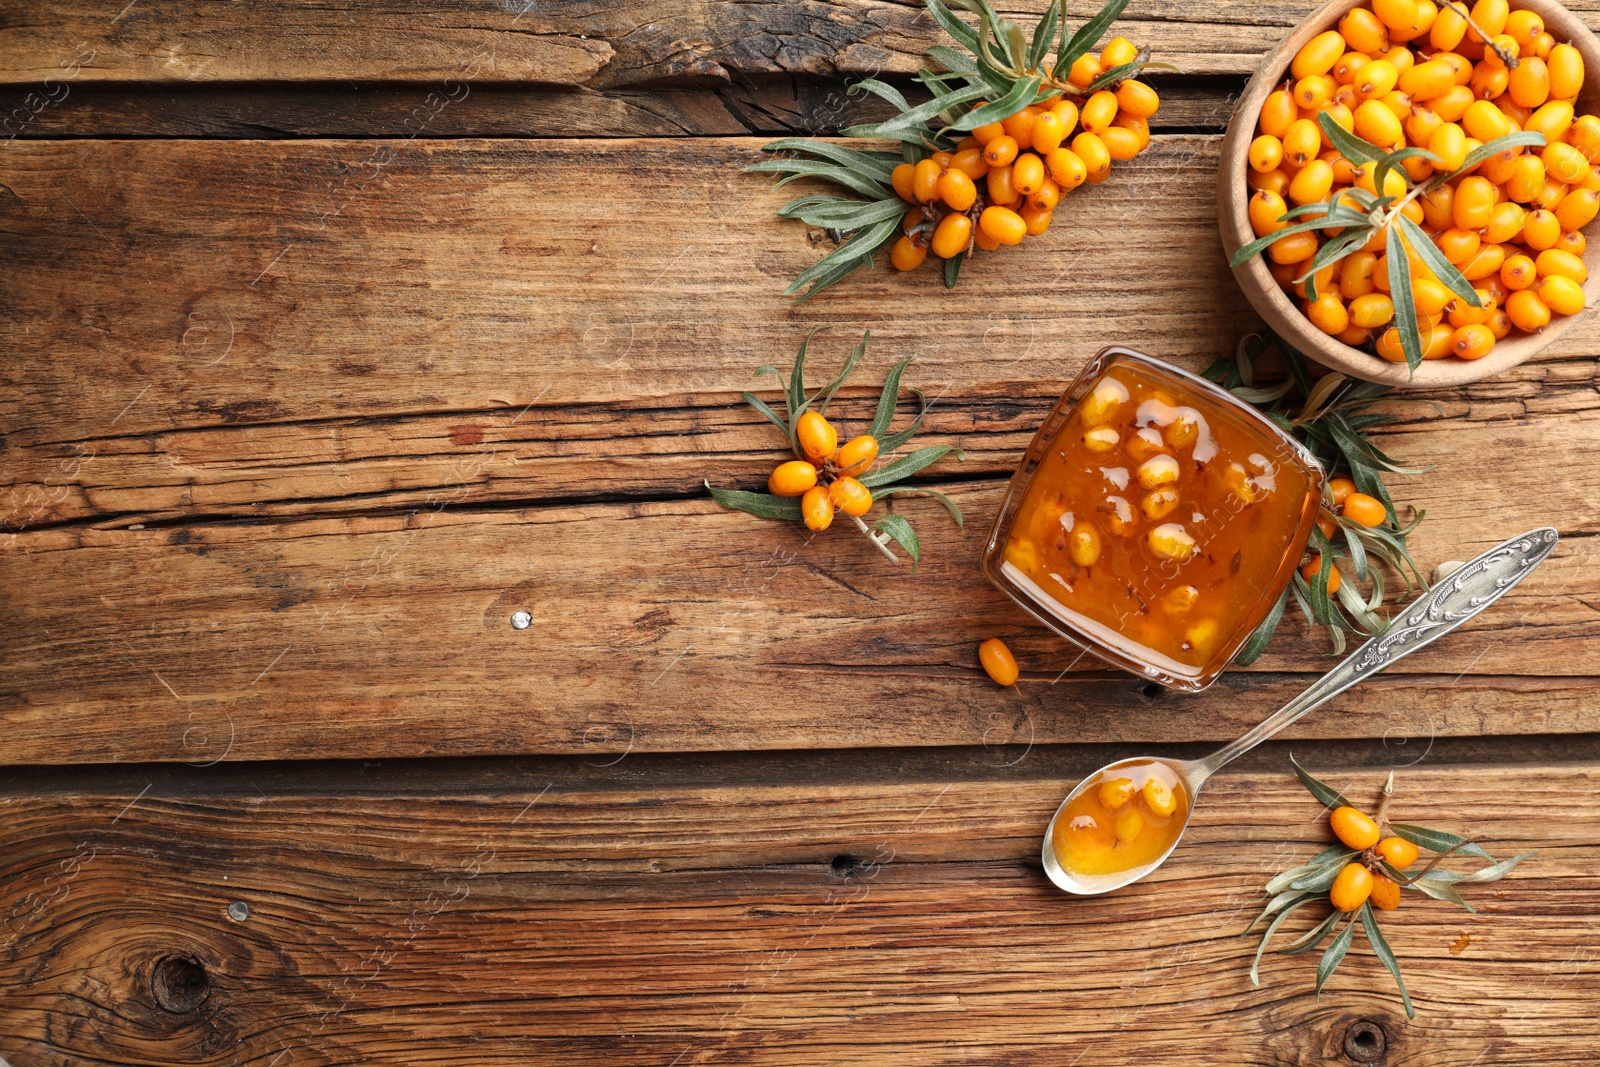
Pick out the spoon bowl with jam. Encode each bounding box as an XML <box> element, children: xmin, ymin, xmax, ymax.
<box><xmin>1040</xmin><ymin>526</ymin><xmax>1559</xmax><ymax>895</ymax></box>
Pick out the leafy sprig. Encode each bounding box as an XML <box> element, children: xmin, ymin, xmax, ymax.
<box><xmin>707</xmin><ymin>329</ymin><xmax>965</xmax><ymax>564</ymax></box>
<box><xmin>747</xmin><ymin>0</ymin><xmax>1169</xmax><ymax>301</ymax></box>
<box><xmin>1229</xmin><ymin>112</ymin><xmax>1546</xmax><ymax>373</ymax></box>
<box><xmin>1208</xmin><ymin>333</ymin><xmax>1430</xmax><ymax>659</ymax></box>
<box><xmin>1245</xmin><ymin>757</ymin><xmax>1534</xmax><ymax>1018</ymax></box>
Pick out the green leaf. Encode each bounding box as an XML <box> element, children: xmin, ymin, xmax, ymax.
<box><xmin>848</xmin><ymin>79</ymin><xmax>915</xmax><ymax>117</ymax></box>
<box><xmin>744</xmin><ymin>158</ymin><xmax>892</xmax><ymax>200</ymax></box>
<box><xmin>1028</xmin><ymin>0</ymin><xmax>1058</xmax><ymax>68</ymax></box>
<box><xmin>925</xmin><ymin>0</ymin><xmax>981</xmax><ymax>52</ymax></box>
<box><xmin>1315</xmin><ymin>913</ymin><xmax>1357</xmax><ymax>995</ymax></box>
<box><xmin>1233</xmin><ymin>585</ymin><xmax>1292</xmax><ymax>666</ymax></box>
<box><xmin>874</xmin><ymin>513</ymin><xmax>921</xmax><ymax>564</ymax></box>
<box><xmin>1387</xmin><ymin>823</ymin><xmax>1493</xmax><ymax>861</ymax></box>
<box><xmin>741</xmin><ymin>391</ymin><xmax>791</xmax><ymax>438</ymax></box>
<box><xmin>1055</xmin><ymin>0</ymin><xmax>1131</xmax><ymax>78</ymax></box>
<box><xmin>1373</xmin><ymin>146</ymin><xmax>1438</xmax><ymax>201</ymax></box>
<box><xmin>1248</xmin><ymin>892</ymin><xmax>1321</xmax><ymax>986</ymax></box>
<box><xmin>1386</xmin><ymin>232</ymin><xmax>1423</xmax><ymax>373</ymax></box>
<box><xmin>1279</xmin><ymin>909</ymin><xmax>1342</xmax><ymax>955</ymax></box>
<box><xmin>946</xmin><ymin>75</ymin><xmax>1041</xmax><ymax>131</ymax></box>
<box><xmin>1393</xmin><ymin>214</ymin><xmax>1480</xmax><ymax>308</ymax></box>
<box><xmin>785</xmin><ymin>215</ymin><xmax>901</xmax><ymax>302</ymax></box>
<box><xmin>926</xmin><ymin>44</ymin><xmax>979</xmax><ymax>75</ymax></box>
<box><xmin>844</xmin><ymin>83</ymin><xmax>987</xmax><ymax>139</ymax></box>
<box><xmin>1290</xmin><ymin>853</ymin><xmax>1358</xmax><ymax>893</ymax></box>
<box><xmin>1229</xmin><ymin>215</ymin><xmax>1364</xmax><ymax>268</ymax></box>
<box><xmin>869</xmin><ymin>356</ymin><xmax>918</xmax><ymax>441</ymax></box>
<box><xmin>861</xmin><ymin>445</ymin><xmax>963</xmax><ymax>487</ymax></box>
<box><xmin>788</xmin><ymin>327</ymin><xmax>824</xmax><ymax>435</ymax></box>
<box><xmin>944</xmin><ymin>251</ymin><xmax>964</xmax><ymax>288</ymax></box>
<box><xmin>759</xmin><ymin>137</ymin><xmax>901</xmax><ymax>182</ymax></box>
<box><xmin>1290</xmin><ymin>753</ymin><xmax>1351</xmax><ymax>810</ymax></box>
<box><xmin>1448</xmin><ymin>850</ymin><xmax>1536</xmax><ymax>884</ymax></box>
<box><xmin>1085</xmin><ymin>60</ymin><xmax>1181</xmax><ymax>93</ymax></box>
<box><xmin>878</xmin><ymin>485</ymin><xmax>965</xmax><ymax>526</ymax></box>
<box><xmin>879</xmin><ymin>386</ymin><xmax>930</xmax><ymax>451</ymax></box>
<box><xmin>1297</xmin><ymin>228</ymin><xmax>1375</xmax><ymax>301</ymax></box>
<box><xmin>1359</xmin><ymin>902</ymin><xmax>1414</xmax><ymax>1019</ymax></box>
<box><xmin>779</xmin><ymin>196</ymin><xmax>908</xmax><ymax>230</ymax></box>
<box><xmin>814</xmin><ymin>331</ymin><xmax>870</xmax><ymax>414</ymax></box>
<box><xmin>1438</xmin><ymin>129</ymin><xmax>1547</xmax><ymax>183</ymax></box>
<box><xmin>706</xmin><ymin>481</ymin><xmax>803</xmax><ymax>521</ymax></box>
<box><xmin>1316</xmin><ymin>111</ymin><xmax>1385</xmax><ymax>165</ymax></box>
<box><xmin>1412</xmin><ymin>875</ymin><xmax>1476</xmax><ymax>911</ymax></box>
<box><xmin>1264</xmin><ymin>844</ymin><xmax>1354</xmax><ymax>896</ymax></box>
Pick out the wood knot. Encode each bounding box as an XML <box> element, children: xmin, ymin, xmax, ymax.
<box><xmin>151</xmin><ymin>955</ymin><xmax>209</xmax><ymax>1014</ymax></box>
<box><xmin>1342</xmin><ymin>1018</ymin><xmax>1387</xmax><ymax>1062</ymax></box>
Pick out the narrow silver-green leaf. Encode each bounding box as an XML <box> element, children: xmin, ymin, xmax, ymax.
<box><xmin>1233</xmin><ymin>584</ymin><xmax>1292</xmax><ymax>666</ymax></box>
<box><xmin>1388</xmin><ymin>823</ymin><xmax>1493</xmax><ymax>861</ymax></box>
<box><xmin>926</xmin><ymin>0</ymin><xmax>981</xmax><ymax>51</ymax></box>
<box><xmin>1394</xmin><ymin>213</ymin><xmax>1480</xmax><ymax>308</ymax></box>
<box><xmin>760</xmin><ymin>137</ymin><xmax>901</xmax><ymax>182</ymax></box>
<box><xmin>874</xmin><ymin>513</ymin><xmax>921</xmax><ymax>564</ymax></box>
<box><xmin>1315</xmin><ymin>913</ymin><xmax>1357</xmax><ymax>994</ymax></box>
<box><xmin>706</xmin><ymin>481</ymin><xmax>803</xmax><ymax>521</ymax></box>
<box><xmin>745</xmin><ymin>158</ymin><xmax>892</xmax><ymax>200</ymax></box>
<box><xmin>1359</xmin><ymin>902</ymin><xmax>1414</xmax><ymax>1019</ymax></box>
<box><xmin>1316</xmin><ymin>110</ymin><xmax>1385</xmax><ymax>165</ymax></box>
<box><xmin>1056</xmin><ymin>0</ymin><xmax>1131</xmax><ymax>76</ymax></box>
<box><xmin>1249</xmin><ymin>892</ymin><xmax>1321</xmax><ymax>986</ymax></box>
<box><xmin>1438</xmin><ymin>130</ymin><xmax>1546</xmax><ymax>183</ymax></box>
<box><xmin>1290</xmin><ymin>753</ymin><xmax>1351</xmax><ymax>810</ymax></box>
<box><xmin>869</xmin><ymin>356</ymin><xmax>917</xmax><ymax>441</ymax></box>
<box><xmin>1028</xmin><ymin>0</ymin><xmax>1059</xmax><ymax>68</ymax></box>
<box><xmin>879</xmin><ymin>485</ymin><xmax>965</xmax><ymax>526</ymax></box>
<box><xmin>1387</xmin><ymin>232</ymin><xmax>1423</xmax><ymax>373</ymax></box>
<box><xmin>1085</xmin><ymin>60</ymin><xmax>1181</xmax><ymax>93</ymax></box>
<box><xmin>944</xmin><ymin>250</ymin><xmax>964</xmax><ymax>288</ymax></box>
<box><xmin>947</xmin><ymin>75</ymin><xmax>1041</xmax><ymax>131</ymax></box>
<box><xmin>741</xmin><ymin>391</ymin><xmax>791</xmax><ymax>438</ymax></box>
<box><xmin>1373</xmin><ymin>146</ymin><xmax>1438</xmax><ymax>201</ymax></box>
<box><xmin>878</xmin><ymin>386</ymin><xmax>930</xmax><ymax>451</ymax></box>
<box><xmin>926</xmin><ymin>45</ymin><xmax>979</xmax><ymax>75</ymax></box>
<box><xmin>861</xmin><ymin>445</ymin><xmax>963</xmax><ymax>487</ymax></box>
<box><xmin>814</xmin><ymin>330</ymin><xmax>870</xmax><ymax>413</ymax></box>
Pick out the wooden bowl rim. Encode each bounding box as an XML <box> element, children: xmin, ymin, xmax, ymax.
<box><xmin>1218</xmin><ymin>0</ymin><xmax>1600</xmax><ymax>389</ymax></box>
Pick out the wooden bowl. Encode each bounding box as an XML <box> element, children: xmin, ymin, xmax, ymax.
<box><xmin>1218</xmin><ymin>0</ymin><xmax>1600</xmax><ymax>388</ymax></box>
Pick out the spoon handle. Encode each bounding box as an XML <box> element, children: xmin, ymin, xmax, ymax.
<box><xmin>1197</xmin><ymin>526</ymin><xmax>1559</xmax><ymax>778</ymax></box>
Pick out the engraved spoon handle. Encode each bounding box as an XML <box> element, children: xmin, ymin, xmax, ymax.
<box><xmin>1196</xmin><ymin>527</ymin><xmax>1559</xmax><ymax>778</ymax></box>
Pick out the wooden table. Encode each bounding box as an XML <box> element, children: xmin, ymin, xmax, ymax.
<box><xmin>3</xmin><ymin>2</ymin><xmax>1599</xmax><ymax>1063</ymax></box>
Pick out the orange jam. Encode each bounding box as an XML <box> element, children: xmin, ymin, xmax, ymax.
<box><xmin>1052</xmin><ymin>760</ymin><xmax>1188</xmax><ymax>877</ymax></box>
<box><xmin>996</xmin><ymin>356</ymin><xmax>1320</xmax><ymax>686</ymax></box>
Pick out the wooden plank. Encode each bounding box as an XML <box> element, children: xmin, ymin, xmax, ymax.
<box><xmin>3</xmin><ymin>481</ymin><xmax>1596</xmax><ymax>765</ymax></box>
<box><xmin>2</xmin><ymin>760</ymin><xmax>1596</xmax><ymax>1064</ymax></box>
<box><xmin>7</xmin><ymin>0</ymin><xmax>1600</xmax><ymax>87</ymax></box>
<box><xmin>0</xmin><ymin>78</ymin><xmax>1239</xmax><ymax>140</ymax></box>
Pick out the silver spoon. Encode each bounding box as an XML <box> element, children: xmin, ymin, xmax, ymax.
<box><xmin>1041</xmin><ymin>526</ymin><xmax>1560</xmax><ymax>896</ymax></box>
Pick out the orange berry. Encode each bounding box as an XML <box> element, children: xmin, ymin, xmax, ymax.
<box><xmin>936</xmin><ymin>168</ymin><xmax>977</xmax><ymax>211</ymax></box>
<box><xmin>1522</xmin><ymin>208</ymin><xmax>1561</xmax><ymax>249</ymax></box>
<box><xmin>1506</xmin><ymin>288</ymin><xmax>1552</xmax><ymax>331</ymax></box>
<box><xmin>986</xmin><ymin>164</ymin><xmax>1018</xmax><ymax>207</ymax></box>
<box><xmin>1259</xmin><ymin>89</ymin><xmax>1299</xmax><ymax>137</ymax></box>
<box><xmin>1330</xmin><ymin>805</ymin><xmax>1383</xmax><ymax>850</ymax></box>
<box><xmin>1301</xmin><ymin>555</ymin><xmax>1342</xmax><ymax>593</ymax></box>
<box><xmin>889</xmin><ymin>235</ymin><xmax>927</xmax><ymax>272</ymax></box>
<box><xmin>1101</xmin><ymin>36</ymin><xmax>1138</xmax><ymax>70</ymax></box>
<box><xmin>982</xmin><ymin>135</ymin><xmax>1019</xmax><ymax>168</ymax></box>
<box><xmin>1538</xmin><ymin>274</ymin><xmax>1586</xmax><ymax>316</ymax></box>
<box><xmin>1116</xmin><ymin>79</ymin><xmax>1161</xmax><ymax>118</ymax></box>
<box><xmin>1536</xmin><ymin>247</ymin><xmax>1588</xmax><ymax>283</ymax></box>
<box><xmin>1342</xmin><ymin>492</ymin><xmax>1387</xmax><ymax>527</ymax></box>
<box><xmin>1101</xmin><ymin>126</ymin><xmax>1142</xmax><ymax>161</ymax></box>
<box><xmin>1450</xmin><ymin>323</ymin><xmax>1496</xmax><ymax>359</ymax></box>
<box><xmin>1330</xmin><ymin>862</ymin><xmax>1376</xmax><ymax>912</ymax></box>
<box><xmin>1369</xmin><ymin>873</ymin><xmax>1403</xmax><ymax>910</ymax></box>
<box><xmin>890</xmin><ymin>162</ymin><xmax>917</xmax><ymax>202</ymax></box>
<box><xmin>1072</xmin><ymin>132</ymin><xmax>1112</xmax><ymax>183</ymax></box>
<box><xmin>978</xmin><ymin>637</ymin><xmax>1019</xmax><ymax>686</ymax></box>
<box><xmin>1305</xmin><ymin>292</ymin><xmax>1350</xmax><ymax>334</ymax></box>
<box><xmin>1046</xmin><ymin>147</ymin><xmax>1087</xmax><ymax>191</ymax></box>
<box><xmin>979</xmin><ymin>205</ymin><xmax>1027</xmax><ymax>246</ymax></box>
<box><xmin>930</xmin><ymin>212</ymin><xmax>973</xmax><ymax>259</ymax></box>
<box><xmin>1377</xmin><ymin>836</ymin><xmax>1420</xmax><ymax>869</ymax></box>
<box><xmin>1019</xmin><ymin>202</ymin><xmax>1053</xmax><ymax>236</ymax></box>
<box><xmin>1549</xmin><ymin>43</ymin><xmax>1585</xmax><ymax>100</ymax></box>
<box><xmin>796</xmin><ymin>411</ymin><xmax>838</xmax><ymax>463</ymax></box>
<box><xmin>768</xmin><ymin>460</ymin><xmax>818</xmax><ymax>498</ymax></box>
<box><xmin>1328</xmin><ymin>477</ymin><xmax>1357</xmax><ymax>506</ymax></box>
<box><xmin>911</xmin><ymin>158</ymin><xmax>943</xmax><ymax>203</ymax></box>
<box><xmin>828</xmin><ymin>475</ymin><xmax>873</xmax><ymax>517</ymax></box>
<box><xmin>950</xmin><ymin>147</ymin><xmax>988</xmax><ymax>180</ymax></box>
<box><xmin>1081</xmin><ymin>90</ymin><xmax>1119</xmax><ymax>134</ymax></box>
<box><xmin>1012</xmin><ymin>152</ymin><xmax>1046</xmax><ymax>195</ymax></box>
<box><xmin>801</xmin><ymin>484</ymin><xmax>834</xmax><ymax>531</ymax></box>
<box><xmin>1031</xmin><ymin>110</ymin><xmax>1065</xmax><ymax>155</ymax></box>
<box><xmin>1001</xmin><ymin>107</ymin><xmax>1038</xmax><ymax>150</ymax></box>
<box><xmin>835</xmin><ymin>435</ymin><xmax>879</xmax><ymax>476</ymax></box>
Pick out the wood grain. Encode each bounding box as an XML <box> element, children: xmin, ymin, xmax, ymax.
<box><xmin>3</xmin><ymin>480</ymin><xmax>1596</xmax><ymax>765</ymax></box>
<box><xmin>2</xmin><ymin>761</ymin><xmax>1595</xmax><ymax>1065</ymax></box>
<box><xmin>8</xmin><ymin>0</ymin><xmax>1600</xmax><ymax>87</ymax></box>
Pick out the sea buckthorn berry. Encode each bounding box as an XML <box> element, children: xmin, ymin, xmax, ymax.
<box><xmin>1143</xmin><ymin>777</ymin><xmax>1177</xmax><ymax>817</ymax></box>
<box><xmin>1083</xmin><ymin>426</ymin><xmax>1120</xmax><ymax>453</ymax></box>
<box><xmin>1539</xmin><ymin>275</ymin><xmax>1586</xmax><ymax>316</ymax></box>
<box><xmin>937</xmin><ymin>168</ymin><xmax>977</xmax><ymax>211</ymax></box>
<box><xmin>1301</xmin><ymin>555</ymin><xmax>1342</xmax><ymax>593</ymax></box>
<box><xmin>983</xmin><ymin>135</ymin><xmax>1019</xmax><ymax>168</ymax></box>
<box><xmin>1341</xmin><ymin>7</ymin><xmax>1389</xmax><ymax>53</ymax></box>
<box><xmin>1079</xmin><ymin>378</ymin><xmax>1129</xmax><ymax>424</ymax></box>
<box><xmin>972</xmin><ymin>115</ymin><xmax>1005</xmax><ymax>144</ymax></box>
<box><xmin>1522</xmin><ymin>208</ymin><xmax>1560</xmax><ymax>249</ymax></box>
<box><xmin>1343</xmin><ymin>492</ymin><xmax>1387</xmax><ymax>527</ymax></box>
<box><xmin>1068</xmin><ymin>522</ymin><xmax>1102</xmax><ymax>566</ymax></box>
<box><xmin>1506</xmin><ymin>154</ymin><xmax>1546</xmax><ymax>203</ymax></box>
<box><xmin>1536</xmin><ymin>247</ymin><xmax>1588</xmax><ymax>283</ymax></box>
<box><xmin>1509</xmin><ymin>55</ymin><xmax>1551</xmax><ymax>109</ymax></box>
<box><xmin>890</xmin><ymin>235</ymin><xmax>927</xmax><ymax>272</ymax></box>
<box><xmin>1298</xmin><ymin>74</ymin><xmax>1338</xmax><ymax>110</ymax></box>
<box><xmin>950</xmin><ymin>147</ymin><xmax>988</xmax><ymax>180</ymax></box>
<box><xmin>1114</xmin><ymin>805</ymin><xmax>1145</xmax><ymax>845</ymax></box>
<box><xmin>1358</xmin><ymin>59</ymin><xmax>1400</xmax><ymax>100</ymax></box>
<box><xmin>1137</xmin><ymin>454</ymin><xmax>1181</xmax><ymax>489</ymax></box>
<box><xmin>1289</xmin><ymin>159</ymin><xmax>1335</xmax><ymax>204</ymax></box>
<box><xmin>1400</xmin><ymin>58</ymin><xmax>1455</xmax><ymax>99</ymax></box>
<box><xmin>930</xmin><ymin>212</ymin><xmax>973</xmax><ymax>259</ymax></box>
<box><xmin>1270</xmin><ymin>229</ymin><xmax>1320</xmax><ymax>264</ymax></box>
<box><xmin>1569</xmin><ymin>114</ymin><xmax>1600</xmax><ymax>162</ymax></box>
<box><xmin>1369</xmin><ymin>874</ymin><xmax>1402</xmax><ymax>911</ymax></box>
<box><xmin>979</xmin><ymin>205</ymin><xmax>1027</xmax><ymax>245</ymax></box>
<box><xmin>1377</xmin><ymin>836</ymin><xmax>1420</xmax><ymax>869</ymax></box>
<box><xmin>1101</xmin><ymin>35</ymin><xmax>1138</xmax><ymax>70</ymax></box>
<box><xmin>1047</xmin><ymin>147</ymin><xmax>1088</xmax><ymax>191</ymax></box>
<box><xmin>1507</xmin><ymin>288</ymin><xmax>1553</xmax><ymax>331</ymax></box>
<box><xmin>797</xmin><ymin>411</ymin><xmax>838</xmax><ymax>462</ymax></box>
<box><xmin>890</xmin><ymin>162</ymin><xmax>917</xmax><ymax>202</ymax></box>
<box><xmin>1463</xmin><ymin>98</ymin><xmax>1511</xmax><ymax>140</ymax></box>
<box><xmin>1114</xmin><ymin>111</ymin><xmax>1152</xmax><ymax>149</ymax></box>
<box><xmin>1125</xmin><ymin>426</ymin><xmax>1167</xmax><ymax>461</ymax></box>
<box><xmin>1141</xmin><ymin>487</ymin><xmax>1180</xmax><ymax>520</ymax></box>
<box><xmin>1469</xmin><ymin>0</ymin><xmax>1509</xmax><ymax>39</ymax></box>
<box><xmin>1453</xmin><ymin>175</ymin><xmax>1498</xmax><ymax>229</ymax></box>
<box><xmin>1558</xmin><ymin>229</ymin><xmax>1587</xmax><ymax>256</ymax></box>
<box><xmin>1317</xmin><ymin>514</ymin><xmax>1338</xmax><ymax>539</ymax></box>
<box><xmin>1471</xmin><ymin>61</ymin><xmax>1510</xmax><ymax>101</ymax></box>
<box><xmin>1506</xmin><ymin>9</ymin><xmax>1544</xmax><ymax>48</ymax></box>
<box><xmin>1350</xmin><ymin>292</ymin><xmax>1396</xmax><ymax>328</ymax></box>
<box><xmin>978</xmin><ymin>637</ymin><xmax>1019</xmax><ymax>686</ymax></box>
<box><xmin>835</xmin><ymin>435</ymin><xmax>879</xmax><ymax>475</ymax></box>
<box><xmin>829</xmin><ymin>475</ymin><xmax>873</xmax><ymax>517</ymax></box>
<box><xmin>1295</xmin><ymin>264</ymin><xmax>1337</xmax><ymax>300</ymax></box>
<box><xmin>1451</xmin><ymin>323</ymin><xmax>1496</xmax><ymax>359</ymax></box>
<box><xmin>1249</xmin><ymin>167</ymin><xmax>1291</xmax><ymax>197</ymax></box>
<box><xmin>986</xmin><ymin>164</ymin><xmax>1018</xmax><ymax>206</ymax></box>
<box><xmin>901</xmin><ymin>206</ymin><xmax>922</xmax><ymax>232</ymax></box>
<box><xmin>1012</xmin><ymin>152</ymin><xmax>1046</xmax><ymax>196</ymax></box>
<box><xmin>1329</xmin><ymin>476</ymin><xmax>1357</xmax><ymax>507</ymax></box>
<box><xmin>1375</xmin><ymin>327</ymin><xmax>1408</xmax><ymax>360</ymax></box>
<box><xmin>1306</xmin><ymin>292</ymin><xmax>1350</xmax><ymax>334</ymax></box>
<box><xmin>1550</xmin><ymin>43</ymin><xmax>1585</xmax><ymax>100</ymax></box>
<box><xmin>1164</xmin><ymin>584</ymin><xmax>1200</xmax><ymax>616</ymax></box>
<box><xmin>1073</xmin><ymin>132</ymin><xmax>1112</xmax><ymax>183</ymax></box>
<box><xmin>1260</xmin><ymin>89</ymin><xmax>1299</xmax><ymax>137</ymax></box>
<box><xmin>1101</xmin><ymin>126</ymin><xmax>1142</xmax><ymax>161</ymax></box>
<box><xmin>1001</xmin><ymin>106</ymin><xmax>1038</xmax><ymax>149</ymax></box>
<box><xmin>1334</xmin><ymin>52</ymin><xmax>1368</xmax><ymax>87</ymax></box>
<box><xmin>1534</xmin><ymin>176</ymin><xmax>1570</xmax><ymax>210</ymax></box>
<box><xmin>1249</xmin><ymin>189</ymin><xmax>1290</xmax><ymax>237</ymax></box>
<box><xmin>1426</xmin><ymin>119</ymin><xmax>1467</xmax><ymax>172</ymax></box>
<box><xmin>1354</xmin><ymin>98</ymin><xmax>1403</xmax><ymax>146</ymax></box>
<box><xmin>1526</xmin><ymin>100</ymin><xmax>1574</xmax><ymax>142</ymax></box>
<box><xmin>1081</xmin><ymin>90</ymin><xmax>1118</xmax><ymax>134</ymax></box>
<box><xmin>1019</xmin><ymin>202</ymin><xmax>1053</xmax><ymax>236</ymax></box>
<box><xmin>1544</xmin><ymin>141</ymin><xmax>1592</xmax><ymax>184</ymax></box>
<box><xmin>1117</xmin><ymin>79</ymin><xmax>1161</xmax><ymax>119</ymax></box>
<box><xmin>801</xmin><ymin>485</ymin><xmax>834</xmax><ymax>531</ymax></box>
<box><xmin>1407</xmin><ymin>104</ymin><xmax>1443</xmax><ymax>145</ymax></box>
<box><xmin>1099</xmin><ymin>776</ymin><xmax>1136</xmax><ymax>809</ymax></box>
<box><xmin>1383</xmin><ymin>40</ymin><xmax>1420</xmax><ymax>69</ymax></box>
<box><xmin>1340</xmin><ymin>251</ymin><xmax>1379</xmax><ymax>297</ymax></box>
<box><xmin>1330</xmin><ymin>805</ymin><xmax>1383</xmax><ymax>850</ymax></box>
<box><xmin>1431</xmin><ymin>83</ymin><xmax>1476</xmax><ymax>121</ymax></box>
<box><xmin>1292</xmin><ymin>30</ymin><xmax>1347</xmax><ymax>79</ymax></box>
<box><xmin>931</xmin><ymin>150</ymin><xmax>954</xmax><ymax>169</ymax></box>
<box><xmin>1448</xmin><ymin>287</ymin><xmax>1495</xmax><ymax>326</ymax></box>
<box><xmin>1421</xmin><ymin>182</ymin><xmax>1455</xmax><ymax>228</ymax></box>
<box><xmin>1330</xmin><ymin>862</ymin><xmax>1375</xmax><ymax>912</ymax></box>
<box><xmin>1147</xmin><ymin>523</ymin><xmax>1196</xmax><ymax>561</ymax></box>
<box><xmin>1031</xmin><ymin>111</ymin><xmax>1065</xmax><ymax>155</ymax></box>
<box><xmin>1461</xmin><ymin>242</ymin><xmax>1506</xmax><ymax>281</ymax></box>
<box><xmin>1479</xmin><ymin>145</ymin><xmax>1522</xmax><ymax>186</ymax></box>
<box><xmin>1556</xmin><ymin>186</ymin><xmax>1600</xmax><ymax>229</ymax></box>
<box><xmin>1436</xmin><ymin>226</ymin><xmax>1481</xmax><ymax>264</ymax></box>
<box><xmin>1049</xmin><ymin>98</ymin><xmax>1080</xmax><ymax>135</ymax></box>
<box><xmin>1488</xmin><ymin>308</ymin><xmax>1514</xmax><ymax>337</ymax></box>
<box><xmin>1484</xmin><ymin>32</ymin><xmax>1520</xmax><ymax>69</ymax></box>
<box><xmin>911</xmin><ymin>158</ymin><xmax>943</xmax><ymax>203</ymax></box>
<box><xmin>1486</xmin><ymin>201</ymin><xmax>1526</xmax><ymax>243</ymax></box>
<box><xmin>1430</xmin><ymin>1</ymin><xmax>1467</xmax><ymax>48</ymax></box>
<box><xmin>1412</xmin><ymin>275</ymin><xmax>1453</xmax><ymax>315</ymax></box>
<box><xmin>1374</xmin><ymin>0</ymin><xmax>1418</xmax><ymax>31</ymax></box>
<box><xmin>769</xmin><ymin>459</ymin><xmax>818</xmax><ymax>497</ymax></box>
<box><xmin>1068</xmin><ymin>53</ymin><xmax>1102</xmax><ymax>90</ymax></box>
<box><xmin>1029</xmin><ymin>178</ymin><xmax>1061</xmax><ymax>211</ymax></box>
<box><xmin>1281</xmin><ymin>118</ymin><xmax>1321</xmax><ymax>168</ymax></box>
